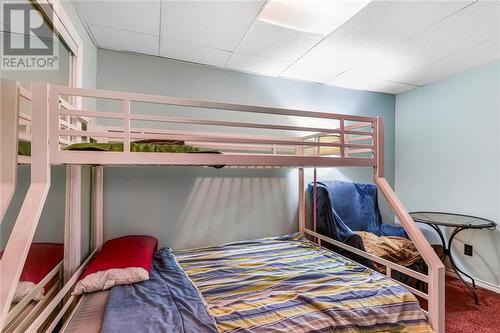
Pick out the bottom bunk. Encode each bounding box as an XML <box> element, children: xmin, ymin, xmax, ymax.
<box><xmin>63</xmin><ymin>233</ymin><xmax>431</xmax><ymax>333</ymax></box>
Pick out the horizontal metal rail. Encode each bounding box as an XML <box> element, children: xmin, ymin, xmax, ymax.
<box><xmin>59</xmin><ymin>108</ymin><xmax>374</xmax><ymax>136</ymax></box>
<box><xmin>94</xmin><ymin>125</ymin><xmax>298</xmax><ymax>144</ymax></box>
<box><xmin>57</xmin><ymin>130</ymin><xmax>373</xmax><ymax>149</ymax></box>
<box><xmin>50</xmin><ymin>85</ymin><xmax>378</xmax><ymax>123</ymax></box>
<box><xmin>19</xmin><ymin>112</ymin><xmax>31</xmax><ymax>121</ymax></box>
<box><xmin>43</xmin><ymin>294</ymin><xmax>77</xmax><ymax>333</ymax></box>
<box><xmin>18</xmin><ymin>85</ymin><xmax>32</xmax><ymax>100</ymax></box>
<box><xmin>25</xmin><ymin>248</ymin><xmax>97</xmax><ymax>333</ymax></box>
<box><xmin>5</xmin><ymin>262</ymin><xmax>62</xmax><ymax>326</ymax></box>
<box><xmin>4</xmin><ymin>282</ymin><xmax>60</xmax><ymax>333</ymax></box>
<box><xmin>50</xmin><ymin>151</ymin><xmax>376</xmax><ymax>167</ymax></box>
<box><xmin>304</xmin><ymin>229</ymin><xmax>429</xmax><ymax>283</ymax></box>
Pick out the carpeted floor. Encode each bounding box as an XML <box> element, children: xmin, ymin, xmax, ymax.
<box><xmin>418</xmin><ymin>276</ymin><xmax>500</xmax><ymax>333</ymax></box>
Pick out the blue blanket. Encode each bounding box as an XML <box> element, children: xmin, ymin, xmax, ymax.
<box><xmin>100</xmin><ymin>248</ymin><xmax>218</xmax><ymax>333</ymax></box>
<box><xmin>308</xmin><ymin>180</ymin><xmax>406</xmax><ymax>238</ymax></box>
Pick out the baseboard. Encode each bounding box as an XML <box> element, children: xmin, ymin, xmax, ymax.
<box><xmin>445</xmin><ymin>268</ymin><xmax>500</xmax><ymax>294</ymax></box>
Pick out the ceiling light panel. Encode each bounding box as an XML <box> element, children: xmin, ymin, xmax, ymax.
<box><xmin>226</xmin><ymin>53</ymin><xmax>289</xmax><ymax>77</ymax></box>
<box><xmin>160</xmin><ymin>39</ymin><xmax>232</xmax><ymax>68</ymax></box>
<box><xmin>161</xmin><ymin>0</ymin><xmax>266</xmax><ymax>51</ymax></box>
<box><xmin>394</xmin><ymin>37</ymin><xmax>500</xmax><ymax>87</ymax></box>
<box><xmin>73</xmin><ymin>1</ymin><xmax>160</xmax><ymax>36</ymax></box>
<box><xmin>89</xmin><ymin>24</ymin><xmax>159</xmax><ymax>56</ymax></box>
<box><xmin>259</xmin><ymin>0</ymin><xmax>370</xmax><ymax>35</ymax></box>
<box><xmin>236</xmin><ymin>21</ymin><xmax>323</xmax><ymax>61</ymax></box>
<box><xmin>298</xmin><ymin>0</ymin><xmax>473</xmax><ymax>70</ymax></box>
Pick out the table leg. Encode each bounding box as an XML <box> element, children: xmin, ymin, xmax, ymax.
<box><xmin>428</xmin><ymin>224</ymin><xmax>447</xmax><ymax>261</ymax></box>
<box><xmin>449</xmin><ymin>227</ymin><xmax>479</xmax><ymax>305</ymax></box>
<box><xmin>416</xmin><ymin>224</ymin><xmax>447</xmax><ymax>291</ymax></box>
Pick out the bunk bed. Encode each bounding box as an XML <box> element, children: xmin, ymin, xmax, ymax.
<box><xmin>0</xmin><ymin>81</ymin><xmax>445</xmax><ymax>333</ymax></box>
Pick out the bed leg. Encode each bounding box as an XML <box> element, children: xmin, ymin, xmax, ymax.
<box><xmin>92</xmin><ymin>166</ymin><xmax>104</xmax><ymax>250</ymax></box>
<box><xmin>64</xmin><ymin>165</ymin><xmax>82</xmax><ymax>283</ymax></box>
<box><xmin>298</xmin><ymin>168</ymin><xmax>305</xmax><ymax>234</ymax></box>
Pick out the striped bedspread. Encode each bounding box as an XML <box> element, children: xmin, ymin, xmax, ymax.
<box><xmin>174</xmin><ymin>233</ymin><xmax>431</xmax><ymax>333</ymax></box>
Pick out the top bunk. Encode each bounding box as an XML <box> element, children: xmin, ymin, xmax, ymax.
<box><xmin>1</xmin><ymin>80</ymin><xmax>88</xmax><ymax>165</ymax></box>
<box><xmin>4</xmin><ymin>81</ymin><xmax>384</xmax><ymax>168</ymax></box>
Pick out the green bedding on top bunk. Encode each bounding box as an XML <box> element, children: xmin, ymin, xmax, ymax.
<box><xmin>64</xmin><ymin>142</ymin><xmax>220</xmax><ymax>154</ymax></box>
<box><xmin>18</xmin><ymin>141</ymin><xmax>31</xmax><ymax>156</ymax></box>
<box><xmin>17</xmin><ymin>141</ymin><xmax>220</xmax><ymax>155</ymax></box>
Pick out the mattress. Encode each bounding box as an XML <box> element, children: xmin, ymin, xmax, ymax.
<box><xmin>18</xmin><ymin>140</ymin><xmax>224</xmax><ymax>167</ymax></box>
<box><xmin>63</xmin><ymin>290</ymin><xmax>109</xmax><ymax>333</ymax></box>
<box><xmin>101</xmin><ymin>233</ymin><xmax>431</xmax><ymax>333</ymax></box>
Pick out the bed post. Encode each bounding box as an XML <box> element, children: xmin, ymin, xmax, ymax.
<box><xmin>313</xmin><ymin>168</ymin><xmax>318</xmax><ymax>244</ymax></box>
<box><xmin>92</xmin><ymin>166</ymin><xmax>104</xmax><ymax>250</ymax></box>
<box><xmin>64</xmin><ymin>165</ymin><xmax>82</xmax><ymax>283</ymax></box>
<box><xmin>313</xmin><ymin>169</ymin><xmax>317</xmax><ymax>230</ymax></box>
<box><xmin>298</xmin><ymin>168</ymin><xmax>305</xmax><ymax>233</ymax></box>
<box><xmin>0</xmin><ymin>82</ymin><xmax>51</xmax><ymax>329</ymax></box>
<box><xmin>372</xmin><ymin>117</ymin><xmax>445</xmax><ymax>333</ymax></box>
<box><xmin>0</xmin><ymin>80</ymin><xmax>19</xmax><ymax>223</ymax></box>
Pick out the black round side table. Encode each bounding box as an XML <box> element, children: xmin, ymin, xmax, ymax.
<box><xmin>409</xmin><ymin>211</ymin><xmax>496</xmax><ymax>305</ymax></box>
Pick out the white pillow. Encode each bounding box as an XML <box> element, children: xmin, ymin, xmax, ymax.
<box><xmin>72</xmin><ymin>267</ymin><xmax>149</xmax><ymax>295</ymax></box>
<box><xmin>13</xmin><ymin>281</ymin><xmax>44</xmax><ymax>303</ymax></box>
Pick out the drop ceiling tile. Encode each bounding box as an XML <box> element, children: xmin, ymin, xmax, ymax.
<box><xmin>299</xmin><ymin>0</ymin><xmax>473</xmax><ymax>70</ymax></box>
<box><xmin>394</xmin><ymin>37</ymin><xmax>500</xmax><ymax>87</ymax></box>
<box><xmin>160</xmin><ymin>39</ymin><xmax>232</xmax><ymax>67</ymax></box>
<box><xmin>350</xmin><ymin>0</ymin><xmax>500</xmax><ymax>79</ymax></box>
<box><xmin>280</xmin><ymin>59</ymin><xmax>346</xmax><ymax>83</ymax></box>
<box><xmin>161</xmin><ymin>0</ymin><xmax>266</xmax><ymax>51</ymax></box>
<box><xmin>369</xmin><ymin>81</ymin><xmax>418</xmax><ymax>94</ymax></box>
<box><xmin>327</xmin><ymin>72</ymin><xmax>384</xmax><ymax>91</ymax></box>
<box><xmin>89</xmin><ymin>24</ymin><xmax>159</xmax><ymax>56</ymax></box>
<box><xmin>236</xmin><ymin>21</ymin><xmax>323</xmax><ymax>61</ymax></box>
<box><xmin>226</xmin><ymin>53</ymin><xmax>289</xmax><ymax>77</ymax></box>
<box><xmin>73</xmin><ymin>0</ymin><xmax>160</xmax><ymax>36</ymax></box>
<box><xmin>328</xmin><ymin>71</ymin><xmax>417</xmax><ymax>94</ymax></box>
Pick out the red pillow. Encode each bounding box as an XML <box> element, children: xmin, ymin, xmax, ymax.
<box><xmin>73</xmin><ymin>235</ymin><xmax>157</xmax><ymax>295</ymax></box>
<box><xmin>0</xmin><ymin>243</ymin><xmax>64</xmax><ymax>302</ymax></box>
<box><xmin>20</xmin><ymin>243</ymin><xmax>64</xmax><ymax>286</ymax></box>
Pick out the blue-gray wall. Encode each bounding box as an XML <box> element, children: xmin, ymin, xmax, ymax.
<box><xmin>395</xmin><ymin>61</ymin><xmax>500</xmax><ymax>287</ymax></box>
<box><xmin>96</xmin><ymin>49</ymin><xmax>396</xmax><ymax>249</ymax></box>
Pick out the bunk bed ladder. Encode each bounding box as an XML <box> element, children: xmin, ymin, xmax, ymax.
<box><xmin>0</xmin><ymin>83</ymin><xmax>51</xmax><ymax>330</ymax></box>
<box><xmin>373</xmin><ymin>117</ymin><xmax>445</xmax><ymax>333</ymax></box>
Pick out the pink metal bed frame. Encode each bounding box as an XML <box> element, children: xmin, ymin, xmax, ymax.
<box><xmin>0</xmin><ymin>81</ymin><xmax>445</xmax><ymax>333</ymax></box>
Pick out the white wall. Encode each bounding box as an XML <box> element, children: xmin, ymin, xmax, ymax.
<box><xmin>395</xmin><ymin>61</ymin><xmax>500</xmax><ymax>287</ymax></box>
<box><xmin>96</xmin><ymin>50</ymin><xmax>396</xmax><ymax>249</ymax></box>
